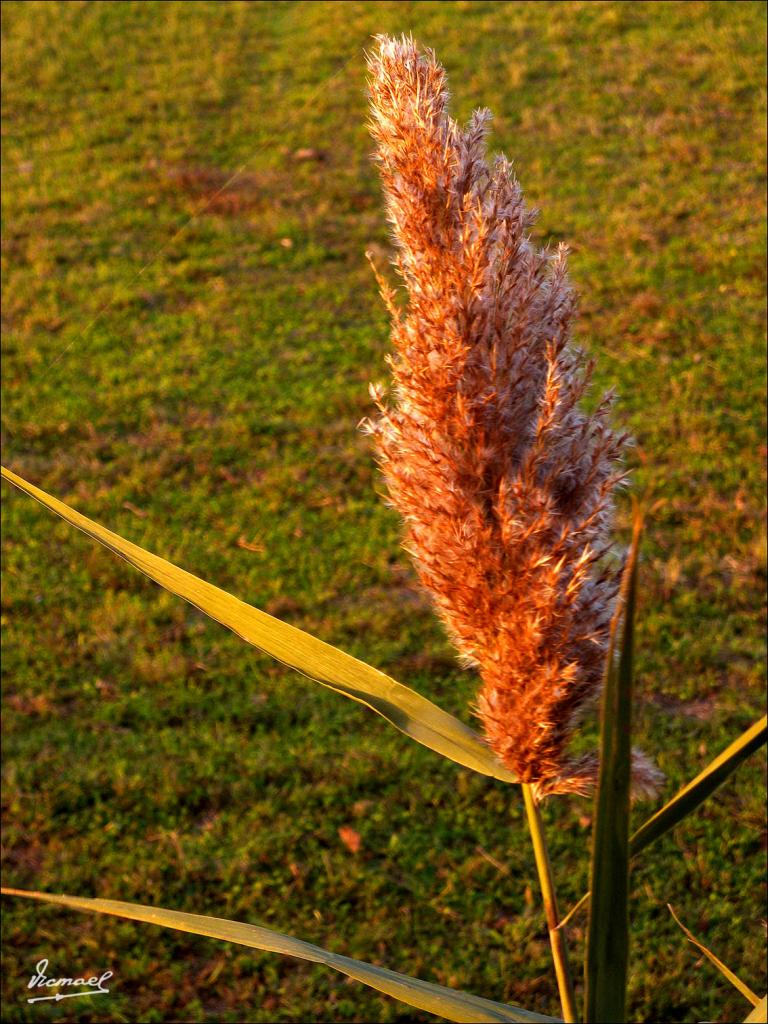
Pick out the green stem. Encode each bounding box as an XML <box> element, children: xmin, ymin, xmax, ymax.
<box><xmin>522</xmin><ymin>783</ymin><xmax>579</xmax><ymax>1023</ymax></box>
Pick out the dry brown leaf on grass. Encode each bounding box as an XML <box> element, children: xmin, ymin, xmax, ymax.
<box><xmin>338</xmin><ymin>826</ymin><xmax>362</xmax><ymax>855</ymax></box>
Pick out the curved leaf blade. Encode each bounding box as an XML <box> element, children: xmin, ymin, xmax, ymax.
<box><xmin>630</xmin><ymin>714</ymin><xmax>767</xmax><ymax>857</ymax></box>
<box><xmin>667</xmin><ymin>904</ymin><xmax>759</xmax><ymax>1007</ymax></box>
<box><xmin>0</xmin><ymin>888</ymin><xmax>558</xmax><ymax>1023</ymax></box>
<box><xmin>1</xmin><ymin>466</ymin><xmax>515</xmax><ymax>783</ymax></box>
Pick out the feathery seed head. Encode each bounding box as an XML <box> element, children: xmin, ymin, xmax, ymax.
<box><xmin>365</xmin><ymin>36</ymin><xmax>661</xmax><ymax>799</ymax></box>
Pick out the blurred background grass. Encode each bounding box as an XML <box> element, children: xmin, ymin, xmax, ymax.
<box><xmin>1</xmin><ymin>2</ymin><xmax>765</xmax><ymax>1021</ymax></box>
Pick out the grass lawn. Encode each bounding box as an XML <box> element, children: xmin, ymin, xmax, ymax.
<box><xmin>1</xmin><ymin>2</ymin><xmax>766</xmax><ymax>1021</ymax></box>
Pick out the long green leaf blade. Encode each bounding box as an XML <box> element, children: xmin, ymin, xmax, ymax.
<box><xmin>585</xmin><ymin>511</ymin><xmax>642</xmax><ymax>1023</ymax></box>
<box><xmin>631</xmin><ymin>714</ymin><xmax>767</xmax><ymax>857</ymax></box>
<box><xmin>667</xmin><ymin>904</ymin><xmax>759</xmax><ymax>1007</ymax></box>
<box><xmin>1</xmin><ymin>466</ymin><xmax>515</xmax><ymax>783</ymax></box>
<box><xmin>0</xmin><ymin>888</ymin><xmax>558</xmax><ymax>1023</ymax></box>
<box><xmin>744</xmin><ymin>995</ymin><xmax>767</xmax><ymax>1022</ymax></box>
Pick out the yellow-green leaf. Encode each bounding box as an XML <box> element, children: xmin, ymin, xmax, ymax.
<box><xmin>0</xmin><ymin>888</ymin><xmax>558</xmax><ymax>1024</ymax></box>
<box><xmin>668</xmin><ymin>904</ymin><xmax>760</xmax><ymax>1007</ymax></box>
<box><xmin>563</xmin><ymin>713</ymin><xmax>768</xmax><ymax>927</ymax></box>
<box><xmin>630</xmin><ymin>714</ymin><xmax>767</xmax><ymax>857</ymax></box>
<box><xmin>1</xmin><ymin>465</ymin><xmax>516</xmax><ymax>783</ymax></box>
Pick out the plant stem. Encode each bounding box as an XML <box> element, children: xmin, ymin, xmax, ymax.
<box><xmin>522</xmin><ymin>783</ymin><xmax>579</xmax><ymax>1023</ymax></box>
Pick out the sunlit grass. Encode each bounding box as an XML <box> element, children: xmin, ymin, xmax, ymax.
<box><xmin>1</xmin><ymin>2</ymin><xmax>765</xmax><ymax>1021</ymax></box>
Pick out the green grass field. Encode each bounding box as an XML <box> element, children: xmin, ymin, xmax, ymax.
<box><xmin>2</xmin><ymin>2</ymin><xmax>766</xmax><ymax>1021</ymax></box>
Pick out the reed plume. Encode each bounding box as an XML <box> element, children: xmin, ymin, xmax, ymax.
<box><xmin>365</xmin><ymin>35</ymin><xmax>660</xmax><ymax>799</ymax></box>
